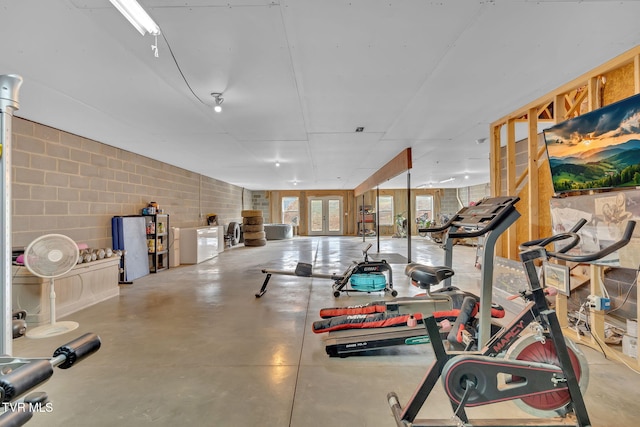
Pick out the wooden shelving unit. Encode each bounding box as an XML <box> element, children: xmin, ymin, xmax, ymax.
<box><xmin>556</xmin><ymin>264</ymin><xmax>639</xmax><ymax>369</ymax></box>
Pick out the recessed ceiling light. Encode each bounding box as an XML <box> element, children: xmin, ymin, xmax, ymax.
<box><xmin>211</xmin><ymin>92</ymin><xmax>223</xmax><ymax>113</ymax></box>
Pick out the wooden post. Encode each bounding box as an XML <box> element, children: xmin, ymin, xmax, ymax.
<box><xmin>490</xmin><ymin>124</ymin><xmax>502</xmax><ymax>197</ymax></box>
<box><xmin>635</xmin><ymin>54</ymin><xmax>640</xmax><ymax>94</ymax></box>
<box><xmin>506</xmin><ymin>119</ymin><xmax>517</xmax><ymax>259</ymax></box>
<box><xmin>589</xmin><ymin>264</ymin><xmax>606</xmax><ymax>343</ymax></box>
<box><xmin>527</xmin><ymin>108</ymin><xmax>539</xmax><ymax>242</ymax></box>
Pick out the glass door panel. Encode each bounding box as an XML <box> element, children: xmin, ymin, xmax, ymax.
<box><xmin>328</xmin><ymin>199</ymin><xmax>341</xmax><ymax>232</ymax></box>
<box><xmin>310</xmin><ymin>199</ymin><xmax>324</xmax><ymax>233</ymax></box>
<box><xmin>309</xmin><ymin>197</ymin><xmax>343</xmax><ymax>235</ymax></box>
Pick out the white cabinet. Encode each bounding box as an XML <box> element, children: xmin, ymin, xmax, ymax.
<box><xmin>12</xmin><ymin>257</ymin><xmax>120</xmax><ymax>325</ymax></box>
<box><xmin>180</xmin><ymin>227</ymin><xmax>219</xmax><ymax>264</ymax></box>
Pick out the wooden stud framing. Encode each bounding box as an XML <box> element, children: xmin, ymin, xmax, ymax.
<box><xmin>490</xmin><ymin>45</ymin><xmax>640</xmax><ymax>368</ymax></box>
<box><xmin>490</xmin><ymin>45</ymin><xmax>640</xmax><ymax>257</ymax></box>
<box><xmin>635</xmin><ymin>54</ymin><xmax>640</xmax><ymax>94</ymax></box>
<box><xmin>490</xmin><ymin>126</ymin><xmax>501</xmax><ymax>197</ymax></box>
<box><xmin>506</xmin><ymin>119</ymin><xmax>517</xmax><ymax>259</ymax></box>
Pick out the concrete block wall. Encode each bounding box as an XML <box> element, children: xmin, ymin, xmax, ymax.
<box><xmin>10</xmin><ymin>118</ymin><xmax>250</xmax><ymax>249</ymax></box>
<box><xmin>440</xmin><ymin>189</ymin><xmax>461</xmax><ymax>217</ymax></box>
<box><xmin>468</xmin><ymin>183</ymin><xmax>491</xmax><ymax>203</ymax></box>
<box><xmin>440</xmin><ymin>184</ymin><xmax>490</xmax><ymax>217</ymax></box>
<box><xmin>251</xmin><ymin>191</ymin><xmax>270</xmax><ymax>222</ymax></box>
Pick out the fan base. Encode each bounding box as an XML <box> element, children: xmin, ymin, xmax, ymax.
<box><xmin>26</xmin><ymin>321</ymin><xmax>79</xmax><ymax>339</ymax></box>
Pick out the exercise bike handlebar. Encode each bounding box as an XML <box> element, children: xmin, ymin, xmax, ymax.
<box><xmin>416</xmin><ymin>215</ymin><xmax>457</xmax><ymax>233</ymax></box>
<box><xmin>447</xmin><ymin>225</ymin><xmax>491</xmax><ymax>239</ymax></box>
<box><xmin>519</xmin><ymin>218</ymin><xmax>587</xmax><ymax>251</ymax></box>
<box><xmin>546</xmin><ymin>220</ymin><xmax>636</xmax><ymax>263</ymax></box>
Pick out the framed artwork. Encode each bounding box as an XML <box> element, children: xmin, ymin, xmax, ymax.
<box><xmin>544</xmin><ymin>92</ymin><xmax>640</xmax><ymax>195</ymax></box>
<box><xmin>543</xmin><ymin>262</ymin><xmax>570</xmax><ymax>296</ymax></box>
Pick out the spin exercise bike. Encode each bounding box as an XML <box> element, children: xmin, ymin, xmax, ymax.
<box><xmin>387</xmin><ymin>219</ymin><xmax>636</xmax><ymax>427</ymax></box>
<box><xmin>255</xmin><ymin>243</ymin><xmax>397</xmax><ymax>298</ymax></box>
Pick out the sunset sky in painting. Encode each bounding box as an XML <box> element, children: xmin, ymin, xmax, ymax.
<box><xmin>544</xmin><ymin>94</ymin><xmax>640</xmax><ymax>159</ymax></box>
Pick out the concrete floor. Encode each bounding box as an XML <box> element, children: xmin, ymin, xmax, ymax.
<box><xmin>10</xmin><ymin>236</ymin><xmax>640</xmax><ymax>427</ymax></box>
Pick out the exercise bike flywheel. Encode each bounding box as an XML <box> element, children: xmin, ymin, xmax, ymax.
<box><xmin>505</xmin><ymin>334</ymin><xmax>589</xmax><ymax>418</ymax></box>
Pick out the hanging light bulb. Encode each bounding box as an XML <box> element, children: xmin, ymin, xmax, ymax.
<box><xmin>211</xmin><ymin>93</ymin><xmax>223</xmax><ymax>113</ymax></box>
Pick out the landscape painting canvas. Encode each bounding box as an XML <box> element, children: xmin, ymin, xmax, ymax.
<box><xmin>544</xmin><ymin>93</ymin><xmax>640</xmax><ymax>194</ymax></box>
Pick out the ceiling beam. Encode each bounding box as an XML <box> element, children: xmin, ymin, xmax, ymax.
<box><xmin>354</xmin><ymin>148</ymin><xmax>412</xmax><ymax>197</ymax></box>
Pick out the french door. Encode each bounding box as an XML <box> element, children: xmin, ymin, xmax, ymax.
<box><xmin>309</xmin><ymin>197</ymin><xmax>343</xmax><ymax>235</ymax></box>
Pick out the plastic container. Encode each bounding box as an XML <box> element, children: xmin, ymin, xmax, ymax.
<box><xmin>349</xmin><ymin>273</ymin><xmax>386</xmax><ymax>291</ymax></box>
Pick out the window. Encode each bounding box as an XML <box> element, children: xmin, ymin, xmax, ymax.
<box><xmin>282</xmin><ymin>197</ymin><xmax>299</xmax><ymax>226</ymax></box>
<box><xmin>415</xmin><ymin>195</ymin><xmax>433</xmax><ymax>226</ymax></box>
<box><xmin>378</xmin><ymin>196</ymin><xmax>394</xmax><ymax>226</ymax></box>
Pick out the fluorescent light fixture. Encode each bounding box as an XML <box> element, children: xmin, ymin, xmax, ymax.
<box><xmin>110</xmin><ymin>0</ymin><xmax>160</xmax><ymax>36</ymax></box>
<box><xmin>439</xmin><ymin>177</ymin><xmax>456</xmax><ymax>184</ymax></box>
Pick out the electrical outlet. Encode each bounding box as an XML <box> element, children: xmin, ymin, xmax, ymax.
<box><xmin>587</xmin><ymin>295</ymin><xmax>611</xmax><ymax>311</ymax></box>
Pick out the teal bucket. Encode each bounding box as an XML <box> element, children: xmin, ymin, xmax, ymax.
<box><xmin>349</xmin><ymin>273</ymin><xmax>386</xmax><ymax>291</ymax></box>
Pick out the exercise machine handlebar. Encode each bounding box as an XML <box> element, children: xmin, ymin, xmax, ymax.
<box><xmin>519</xmin><ymin>220</ymin><xmax>636</xmax><ymax>264</ymax></box>
<box><xmin>519</xmin><ymin>218</ymin><xmax>587</xmax><ymax>251</ymax></box>
<box><xmin>548</xmin><ymin>220</ymin><xmax>636</xmax><ymax>263</ymax></box>
<box><xmin>417</xmin><ymin>215</ymin><xmax>457</xmax><ymax>234</ymax></box>
<box><xmin>447</xmin><ymin>226</ymin><xmax>490</xmax><ymax>239</ymax></box>
<box><xmin>446</xmin><ymin>206</ymin><xmax>519</xmax><ymax>239</ymax></box>
<box><xmin>0</xmin><ymin>333</ymin><xmax>101</xmax><ymax>404</ymax></box>
<box><xmin>51</xmin><ymin>332</ymin><xmax>102</xmax><ymax>370</ymax></box>
<box><xmin>523</xmin><ymin>231</ymin><xmax>582</xmax><ymax>256</ymax></box>
<box><xmin>0</xmin><ymin>408</ymin><xmax>32</xmax><ymax>426</ymax></box>
<box><xmin>0</xmin><ymin>392</ymin><xmax>48</xmax><ymax>427</ymax></box>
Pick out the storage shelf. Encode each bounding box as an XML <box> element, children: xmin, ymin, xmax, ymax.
<box><xmin>144</xmin><ymin>214</ymin><xmax>169</xmax><ymax>274</ymax></box>
<box><xmin>357</xmin><ymin>211</ymin><xmax>376</xmax><ymax>236</ymax></box>
<box><xmin>555</xmin><ymin>264</ymin><xmax>639</xmax><ymax>369</ymax></box>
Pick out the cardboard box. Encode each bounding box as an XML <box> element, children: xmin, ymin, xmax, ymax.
<box><xmin>622</xmin><ymin>334</ymin><xmax>638</xmax><ymax>359</ymax></box>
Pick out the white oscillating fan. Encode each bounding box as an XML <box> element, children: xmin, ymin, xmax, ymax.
<box><xmin>23</xmin><ymin>234</ymin><xmax>80</xmax><ymax>338</ymax></box>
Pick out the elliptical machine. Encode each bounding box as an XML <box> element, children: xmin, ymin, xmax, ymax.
<box><xmin>387</xmin><ymin>219</ymin><xmax>636</xmax><ymax>427</ymax></box>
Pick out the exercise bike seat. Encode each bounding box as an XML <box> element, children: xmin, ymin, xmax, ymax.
<box><xmin>405</xmin><ymin>263</ymin><xmax>454</xmax><ymax>289</ymax></box>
